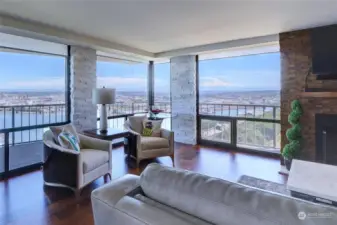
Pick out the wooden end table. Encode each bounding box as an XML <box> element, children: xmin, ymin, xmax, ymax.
<box><xmin>83</xmin><ymin>128</ymin><xmax>137</xmax><ymax>166</ymax></box>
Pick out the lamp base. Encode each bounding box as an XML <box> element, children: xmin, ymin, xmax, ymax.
<box><xmin>100</xmin><ymin>104</ymin><xmax>108</xmax><ymax>131</ymax></box>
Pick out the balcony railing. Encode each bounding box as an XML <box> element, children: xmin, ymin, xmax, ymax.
<box><xmin>199</xmin><ymin>103</ymin><xmax>280</xmax><ymax>153</ymax></box>
<box><xmin>0</xmin><ymin>104</ymin><xmax>67</xmax><ymax>145</ymax></box>
<box><xmin>97</xmin><ymin>102</ymin><xmax>171</xmax><ymax>131</ymax></box>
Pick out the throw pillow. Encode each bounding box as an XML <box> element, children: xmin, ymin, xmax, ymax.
<box><xmin>142</xmin><ymin>119</ymin><xmax>162</xmax><ymax>137</ymax></box>
<box><xmin>50</xmin><ymin>123</ymin><xmax>80</xmax><ymax>145</ymax></box>
<box><xmin>58</xmin><ymin>131</ymin><xmax>80</xmax><ymax>152</ymax></box>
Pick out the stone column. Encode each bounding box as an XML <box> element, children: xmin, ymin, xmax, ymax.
<box><xmin>70</xmin><ymin>46</ymin><xmax>97</xmax><ymax>131</ymax></box>
<box><xmin>170</xmin><ymin>55</ymin><xmax>197</xmax><ymax>145</ymax></box>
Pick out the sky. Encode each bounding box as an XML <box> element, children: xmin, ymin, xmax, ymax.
<box><xmin>0</xmin><ymin>51</ymin><xmax>280</xmax><ymax>93</ymax></box>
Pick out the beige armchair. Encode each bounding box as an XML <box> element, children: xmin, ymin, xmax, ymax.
<box><xmin>43</xmin><ymin>130</ymin><xmax>112</xmax><ymax>198</ymax></box>
<box><xmin>124</xmin><ymin>115</ymin><xmax>174</xmax><ymax>168</ymax></box>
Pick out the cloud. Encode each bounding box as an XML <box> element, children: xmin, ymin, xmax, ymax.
<box><xmin>97</xmin><ymin>76</ymin><xmax>147</xmax><ymax>90</ymax></box>
<box><xmin>0</xmin><ymin>77</ymin><xmax>65</xmax><ymax>90</ymax></box>
<box><xmin>200</xmin><ymin>77</ymin><xmax>232</xmax><ymax>87</ymax></box>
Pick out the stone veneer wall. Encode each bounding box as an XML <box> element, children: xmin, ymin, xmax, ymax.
<box><xmin>170</xmin><ymin>55</ymin><xmax>197</xmax><ymax>145</ymax></box>
<box><xmin>70</xmin><ymin>46</ymin><xmax>97</xmax><ymax>131</ymax></box>
<box><xmin>280</xmin><ymin>29</ymin><xmax>337</xmax><ymax>161</ymax></box>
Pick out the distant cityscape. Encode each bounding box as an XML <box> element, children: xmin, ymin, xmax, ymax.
<box><xmin>0</xmin><ymin>90</ymin><xmax>280</xmax><ymax>150</ymax></box>
<box><xmin>0</xmin><ymin>90</ymin><xmax>280</xmax><ymax>106</ymax></box>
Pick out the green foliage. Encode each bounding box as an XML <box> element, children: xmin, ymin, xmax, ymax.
<box><xmin>282</xmin><ymin>140</ymin><xmax>301</xmax><ymax>158</ymax></box>
<box><xmin>286</xmin><ymin>124</ymin><xmax>301</xmax><ymax>141</ymax></box>
<box><xmin>282</xmin><ymin>100</ymin><xmax>302</xmax><ymax>159</ymax></box>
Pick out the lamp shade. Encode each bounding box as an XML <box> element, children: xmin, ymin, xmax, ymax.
<box><xmin>92</xmin><ymin>88</ymin><xmax>116</xmax><ymax>104</ymax></box>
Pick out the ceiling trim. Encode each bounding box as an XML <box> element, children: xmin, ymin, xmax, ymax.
<box><xmin>0</xmin><ymin>14</ymin><xmax>280</xmax><ymax>61</ymax></box>
<box><xmin>0</xmin><ymin>14</ymin><xmax>154</xmax><ymax>60</ymax></box>
<box><xmin>155</xmin><ymin>34</ymin><xmax>279</xmax><ymax>58</ymax></box>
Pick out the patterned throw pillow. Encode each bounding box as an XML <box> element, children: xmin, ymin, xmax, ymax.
<box><xmin>142</xmin><ymin>119</ymin><xmax>162</xmax><ymax>137</ymax></box>
<box><xmin>50</xmin><ymin>123</ymin><xmax>80</xmax><ymax>145</ymax></box>
<box><xmin>58</xmin><ymin>131</ymin><xmax>80</xmax><ymax>151</ymax></box>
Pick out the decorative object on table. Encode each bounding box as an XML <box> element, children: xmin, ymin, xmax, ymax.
<box><xmin>282</xmin><ymin>99</ymin><xmax>302</xmax><ymax>170</ymax></box>
<box><xmin>142</xmin><ymin>119</ymin><xmax>163</xmax><ymax>137</ymax></box>
<box><xmin>58</xmin><ymin>130</ymin><xmax>80</xmax><ymax>152</ymax></box>
<box><xmin>149</xmin><ymin>108</ymin><xmax>163</xmax><ymax>120</ymax></box>
<box><xmin>92</xmin><ymin>87</ymin><xmax>116</xmax><ymax>133</ymax></box>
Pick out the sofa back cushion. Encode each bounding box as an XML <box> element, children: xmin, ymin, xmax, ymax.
<box><xmin>140</xmin><ymin>163</ymin><xmax>337</xmax><ymax>225</ymax></box>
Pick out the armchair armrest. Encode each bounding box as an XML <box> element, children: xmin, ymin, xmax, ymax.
<box><xmin>161</xmin><ymin>129</ymin><xmax>174</xmax><ymax>141</ymax></box>
<box><xmin>78</xmin><ymin>133</ymin><xmax>112</xmax><ymax>151</ymax></box>
<box><xmin>44</xmin><ymin>139</ymin><xmax>80</xmax><ymax>155</ymax></box>
<box><xmin>124</xmin><ymin>122</ymin><xmax>141</xmax><ymax>137</ymax></box>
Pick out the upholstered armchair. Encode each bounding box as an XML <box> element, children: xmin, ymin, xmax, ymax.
<box><xmin>124</xmin><ymin>115</ymin><xmax>174</xmax><ymax>168</ymax></box>
<box><xmin>43</xmin><ymin>130</ymin><xmax>112</xmax><ymax>198</ymax></box>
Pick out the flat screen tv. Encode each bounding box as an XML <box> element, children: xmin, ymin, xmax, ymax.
<box><xmin>311</xmin><ymin>24</ymin><xmax>337</xmax><ymax>80</ymax></box>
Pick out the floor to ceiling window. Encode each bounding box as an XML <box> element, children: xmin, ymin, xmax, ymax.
<box><xmin>198</xmin><ymin>51</ymin><xmax>280</xmax><ymax>153</ymax></box>
<box><xmin>154</xmin><ymin>62</ymin><xmax>171</xmax><ymax>129</ymax></box>
<box><xmin>0</xmin><ymin>33</ymin><xmax>68</xmax><ymax>175</ymax></box>
<box><xmin>96</xmin><ymin>57</ymin><xmax>148</xmax><ymax>129</ymax></box>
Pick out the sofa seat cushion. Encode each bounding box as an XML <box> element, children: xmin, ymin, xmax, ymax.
<box><xmin>81</xmin><ymin>149</ymin><xmax>109</xmax><ymax>173</ymax></box>
<box><xmin>141</xmin><ymin>137</ymin><xmax>169</xmax><ymax>150</ymax></box>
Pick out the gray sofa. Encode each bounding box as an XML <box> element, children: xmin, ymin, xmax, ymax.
<box><xmin>91</xmin><ymin>163</ymin><xmax>337</xmax><ymax>225</ymax></box>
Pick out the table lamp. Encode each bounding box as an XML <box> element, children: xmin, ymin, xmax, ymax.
<box><xmin>92</xmin><ymin>87</ymin><xmax>116</xmax><ymax>133</ymax></box>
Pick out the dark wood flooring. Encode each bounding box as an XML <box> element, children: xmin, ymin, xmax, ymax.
<box><xmin>0</xmin><ymin>144</ymin><xmax>286</xmax><ymax>225</ymax></box>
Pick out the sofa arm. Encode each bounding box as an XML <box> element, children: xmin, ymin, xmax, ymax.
<box><xmin>78</xmin><ymin>134</ymin><xmax>111</xmax><ymax>151</ymax></box>
<box><xmin>92</xmin><ymin>174</ymin><xmax>140</xmax><ymax>207</ymax></box>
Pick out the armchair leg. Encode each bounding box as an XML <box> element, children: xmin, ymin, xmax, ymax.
<box><xmin>104</xmin><ymin>173</ymin><xmax>111</xmax><ymax>183</ymax></box>
<box><xmin>170</xmin><ymin>154</ymin><xmax>175</xmax><ymax>167</ymax></box>
<box><xmin>74</xmin><ymin>189</ymin><xmax>82</xmax><ymax>202</ymax></box>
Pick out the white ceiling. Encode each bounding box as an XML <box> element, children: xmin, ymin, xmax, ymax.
<box><xmin>1</xmin><ymin>0</ymin><xmax>337</xmax><ymax>56</ymax></box>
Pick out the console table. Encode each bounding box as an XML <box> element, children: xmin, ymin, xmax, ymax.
<box><xmin>83</xmin><ymin>128</ymin><xmax>137</xmax><ymax>166</ymax></box>
<box><xmin>287</xmin><ymin>159</ymin><xmax>337</xmax><ymax>206</ymax></box>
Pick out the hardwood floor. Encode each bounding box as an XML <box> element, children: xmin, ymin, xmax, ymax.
<box><xmin>0</xmin><ymin>144</ymin><xmax>286</xmax><ymax>225</ymax></box>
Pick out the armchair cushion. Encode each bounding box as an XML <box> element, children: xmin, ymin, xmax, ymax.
<box><xmin>141</xmin><ymin>137</ymin><xmax>169</xmax><ymax>151</ymax></box>
<box><xmin>129</xmin><ymin>115</ymin><xmax>147</xmax><ymax>134</ymax></box>
<box><xmin>81</xmin><ymin>149</ymin><xmax>109</xmax><ymax>173</ymax></box>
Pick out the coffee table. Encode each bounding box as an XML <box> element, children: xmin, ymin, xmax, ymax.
<box><xmin>83</xmin><ymin>128</ymin><xmax>137</xmax><ymax>166</ymax></box>
<box><xmin>287</xmin><ymin>159</ymin><xmax>337</xmax><ymax>206</ymax></box>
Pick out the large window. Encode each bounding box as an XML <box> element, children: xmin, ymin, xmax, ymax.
<box><xmin>154</xmin><ymin>62</ymin><xmax>170</xmax><ymax>103</ymax></box>
<box><xmin>154</xmin><ymin>62</ymin><xmax>171</xmax><ymax>129</ymax></box>
<box><xmin>96</xmin><ymin>59</ymin><xmax>148</xmax><ymax>129</ymax></box>
<box><xmin>198</xmin><ymin>52</ymin><xmax>280</xmax><ymax>152</ymax></box>
<box><xmin>0</xmin><ymin>33</ymin><xmax>68</xmax><ymax>174</ymax></box>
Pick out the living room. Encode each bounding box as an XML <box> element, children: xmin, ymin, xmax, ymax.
<box><xmin>1</xmin><ymin>1</ymin><xmax>337</xmax><ymax>225</ymax></box>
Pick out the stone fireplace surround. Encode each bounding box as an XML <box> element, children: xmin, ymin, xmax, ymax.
<box><xmin>280</xmin><ymin>28</ymin><xmax>337</xmax><ymax>162</ymax></box>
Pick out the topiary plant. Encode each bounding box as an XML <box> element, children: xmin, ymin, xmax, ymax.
<box><xmin>282</xmin><ymin>100</ymin><xmax>302</xmax><ymax>159</ymax></box>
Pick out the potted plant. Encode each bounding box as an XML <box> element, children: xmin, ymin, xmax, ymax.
<box><xmin>282</xmin><ymin>99</ymin><xmax>302</xmax><ymax>170</ymax></box>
